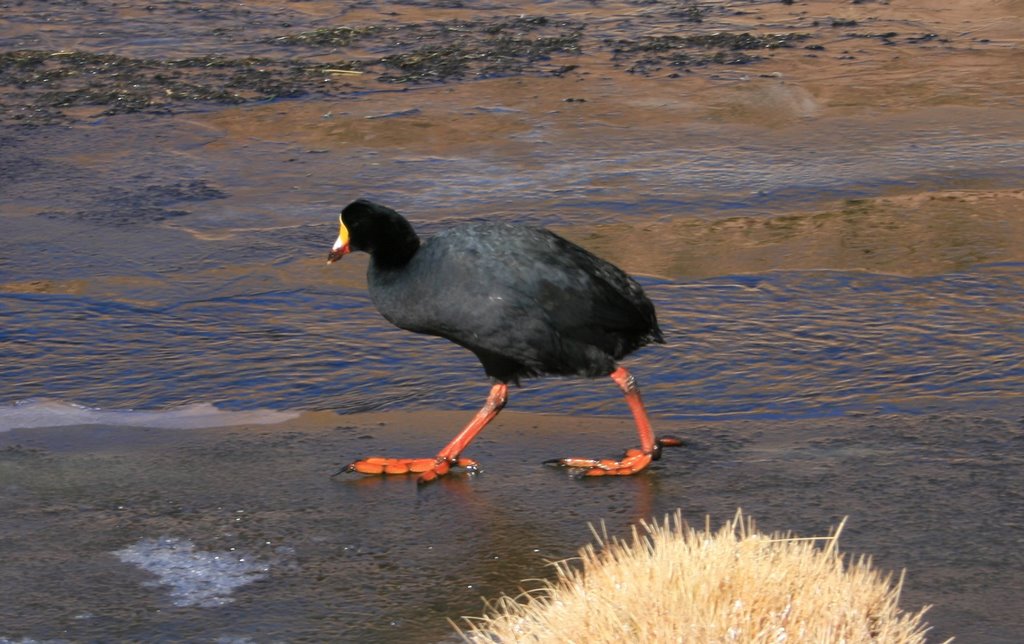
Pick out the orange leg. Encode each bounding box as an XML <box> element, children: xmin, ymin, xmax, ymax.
<box><xmin>547</xmin><ymin>366</ymin><xmax>682</xmax><ymax>477</ymax></box>
<box><xmin>340</xmin><ymin>383</ymin><xmax>508</xmax><ymax>485</ymax></box>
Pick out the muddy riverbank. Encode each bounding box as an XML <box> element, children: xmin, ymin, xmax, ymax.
<box><xmin>2</xmin><ymin>0</ymin><xmax>1022</xmax><ymax>125</ymax></box>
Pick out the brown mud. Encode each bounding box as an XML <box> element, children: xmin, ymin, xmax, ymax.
<box><xmin>2</xmin><ymin>0</ymin><xmax>1021</xmax><ymax>124</ymax></box>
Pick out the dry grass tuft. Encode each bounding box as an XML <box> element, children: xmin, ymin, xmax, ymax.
<box><xmin>458</xmin><ymin>510</ymin><xmax>941</xmax><ymax>643</ymax></box>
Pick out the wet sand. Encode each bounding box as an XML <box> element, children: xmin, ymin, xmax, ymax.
<box><xmin>3</xmin><ymin>406</ymin><xmax>1023</xmax><ymax>642</ymax></box>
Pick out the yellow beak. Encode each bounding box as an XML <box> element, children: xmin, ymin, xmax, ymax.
<box><xmin>327</xmin><ymin>216</ymin><xmax>350</xmax><ymax>264</ymax></box>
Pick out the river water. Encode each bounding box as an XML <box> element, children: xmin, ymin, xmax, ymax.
<box><xmin>2</xmin><ymin>0</ymin><xmax>1023</xmax><ymax>641</ymax></box>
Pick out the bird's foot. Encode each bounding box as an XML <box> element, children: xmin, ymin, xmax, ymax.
<box><xmin>545</xmin><ymin>436</ymin><xmax>684</xmax><ymax>477</ymax></box>
<box><xmin>546</xmin><ymin>449</ymin><xmax>652</xmax><ymax>476</ymax></box>
<box><xmin>336</xmin><ymin>456</ymin><xmax>479</xmax><ymax>485</ymax></box>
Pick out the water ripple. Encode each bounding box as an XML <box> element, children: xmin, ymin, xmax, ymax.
<box><xmin>3</xmin><ymin>264</ymin><xmax>1021</xmax><ymax>421</ymax></box>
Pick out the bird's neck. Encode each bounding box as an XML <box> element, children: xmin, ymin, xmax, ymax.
<box><xmin>371</xmin><ymin>233</ymin><xmax>420</xmax><ymax>270</ymax></box>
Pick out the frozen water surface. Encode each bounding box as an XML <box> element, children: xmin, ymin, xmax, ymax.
<box><xmin>0</xmin><ymin>400</ymin><xmax>298</xmax><ymax>433</ymax></box>
<box><xmin>114</xmin><ymin>537</ymin><xmax>269</xmax><ymax>608</ymax></box>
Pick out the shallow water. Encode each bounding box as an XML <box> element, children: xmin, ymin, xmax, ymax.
<box><xmin>3</xmin><ymin>101</ymin><xmax>1023</xmax><ymax>420</ymax></box>
<box><xmin>2</xmin><ymin>0</ymin><xmax>1024</xmax><ymax>641</ymax></box>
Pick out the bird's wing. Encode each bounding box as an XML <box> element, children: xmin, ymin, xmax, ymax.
<box><xmin>410</xmin><ymin>225</ymin><xmax>659</xmax><ymax>359</ymax></box>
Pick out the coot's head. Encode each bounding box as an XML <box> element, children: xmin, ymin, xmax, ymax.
<box><xmin>327</xmin><ymin>199</ymin><xmax>420</xmax><ymax>267</ymax></box>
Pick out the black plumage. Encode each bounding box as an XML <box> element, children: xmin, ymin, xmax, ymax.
<box><xmin>339</xmin><ymin>199</ymin><xmax>663</xmax><ymax>384</ymax></box>
<box><xmin>328</xmin><ymin>198</ymin><xmax>678</xmax><ymax>484</ymax></box>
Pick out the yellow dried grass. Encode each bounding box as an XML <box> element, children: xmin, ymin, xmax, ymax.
<box><xmin>458</xmin><ymin>510</ymin><xmax>941</xmax><ymax>643</ymax></box>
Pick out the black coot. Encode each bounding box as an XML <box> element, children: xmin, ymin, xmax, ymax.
<box><xmin>327</xmin><ymin>199</ymin><xmax>679</xmax><ymax>484</ymax></box>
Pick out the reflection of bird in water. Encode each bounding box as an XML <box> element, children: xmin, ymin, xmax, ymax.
<box><xmin>327</xmin><ymin>199</ymin><xmax>680</xmax><ymax>484</ymax></box>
